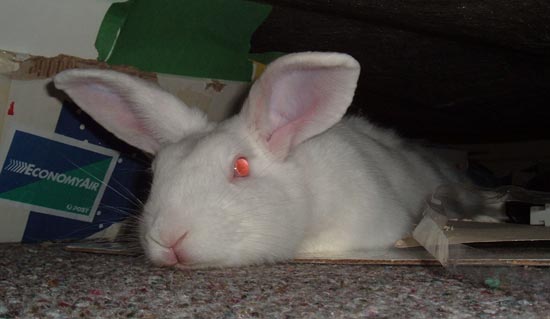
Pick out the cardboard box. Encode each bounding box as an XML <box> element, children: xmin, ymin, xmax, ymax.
<box><xmin>0</xmin><ymin>51</ymin><xmax>250</xmax><ymax>243</ymax></box>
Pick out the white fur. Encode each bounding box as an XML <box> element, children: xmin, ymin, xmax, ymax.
<box><xmin>54</xmin><ymin>52</ymin><xmax>471</xmax><ymax>268</ymax></box>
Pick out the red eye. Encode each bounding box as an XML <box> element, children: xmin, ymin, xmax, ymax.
<box><xmin>233</xmin><ymin>156</ymin><xmax>250</xmax><ymax>177</ymax></box>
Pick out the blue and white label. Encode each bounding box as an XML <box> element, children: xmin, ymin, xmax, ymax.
<box><xmin>0</xmin><ymin>126</ymin><xmax>119</xmax><ymax>222</ymax></box>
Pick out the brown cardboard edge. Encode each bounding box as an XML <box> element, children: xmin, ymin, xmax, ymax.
<box><xmin>2</xmin><ymin>51</ymin><xmax>157</xmax><ymax>81</ymax></box>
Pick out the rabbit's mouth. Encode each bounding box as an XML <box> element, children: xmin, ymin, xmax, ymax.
<box><xmin>144</xmin><ymin>231</ymin><xmax>190</xmax><ymax>267</ymax></box>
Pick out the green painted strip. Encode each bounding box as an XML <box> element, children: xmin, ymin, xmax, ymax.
<box><xmin>0</xmin><ymin>159</ymin><xmax>112</xmax><ymax>216</ymax></box>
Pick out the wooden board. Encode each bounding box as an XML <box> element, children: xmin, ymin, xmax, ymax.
<box><xmin>64</xmin><ymin>223</ymin><xmax>550</xmax><ymax>267</ymax></box>
<box><xmin>294</xmin><ymin>245</ymin><xmax>550</xmax><ymax>266</ymax></box>
<box><xmin>64</xmin><ymin>241</ymin><xmax>141</xmax><ymax>256</ymax></box>
<box><xmin>396</xmin><ymin>221</ymin><xmax>550</xmax><ymax>248</ymax></box>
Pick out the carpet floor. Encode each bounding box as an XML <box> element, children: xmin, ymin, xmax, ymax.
<box><xmin>1</xmin><ymin>243</ymin><xmax>549</xmax><ymax>319</ymax></box>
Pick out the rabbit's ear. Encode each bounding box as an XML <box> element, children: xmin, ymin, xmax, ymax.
<box><xmin>243</xmin><ymin>52</ymin><xmax>360</xmax><ymax>159</ymax></box>
<box><xmin>54</xmin><ymin>70</ymin><xmax>210</xmax><ymax>154</ymax></box>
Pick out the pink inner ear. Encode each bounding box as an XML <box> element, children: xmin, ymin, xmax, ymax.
<box><xmin>266</xmin><ymin>99</ymin><xmax>320</xmax><ymax>153</ymax></box>
<box><xmin>78</xmin><ymin>85</ymin><xmax>151</xmax><ymax>135</ymax></box>
<box><xmin>265</xmin><ymin>71</ymin><xmax>320</xmax><ymax>133</ymax></box>
<box><xmin>64</xmin><ymin>82</ymin><xmax>160</xmax><ymax>153</ymax></box>
<box><xmin>245</xmin><ymin>53</ymin><xmax>360</xmax><ymax>159</ymax></box>
<box><xmin>261</xmin><ymin>69</ymin><xmax>337</xmax><ymax>155</ymax></box>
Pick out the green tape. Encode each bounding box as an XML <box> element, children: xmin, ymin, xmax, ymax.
<box><xmin>95</xmin><ymin>0</ymin><xmax>272</xmax><ymax>81</ymax></box>
<box><xmin>95</xmin><ymin>1</ymin><xmax>134</xmax><ymax>62</ymax></box>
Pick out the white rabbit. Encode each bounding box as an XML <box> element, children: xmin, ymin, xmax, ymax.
<box><xmin>54</xmin><ymin>52</ymin><xmax>483</xmax><ymax>268</ymax></box>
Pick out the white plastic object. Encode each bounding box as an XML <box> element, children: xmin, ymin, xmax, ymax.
<box><xmin>530</xmin><ymin>204</ymin><xmax>550</xmax><ymax>227</ymax></box>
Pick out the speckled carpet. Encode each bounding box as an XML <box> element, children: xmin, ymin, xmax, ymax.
<box><xmin>1</xmin><ymin>243</ymin><xmax>549</xmax><ymax>319</ymax></box>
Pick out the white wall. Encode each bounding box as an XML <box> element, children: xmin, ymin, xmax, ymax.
<box><xmin>0</xmin><ymin>0</ymin><xmax>121</xmax><ymax>58</ymax></box>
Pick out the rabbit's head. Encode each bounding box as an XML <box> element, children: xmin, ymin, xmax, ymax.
<box><xmin>54</xmin><ymin>52</ymin><xmax>360</xmax><ymax>267</ymax></box>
